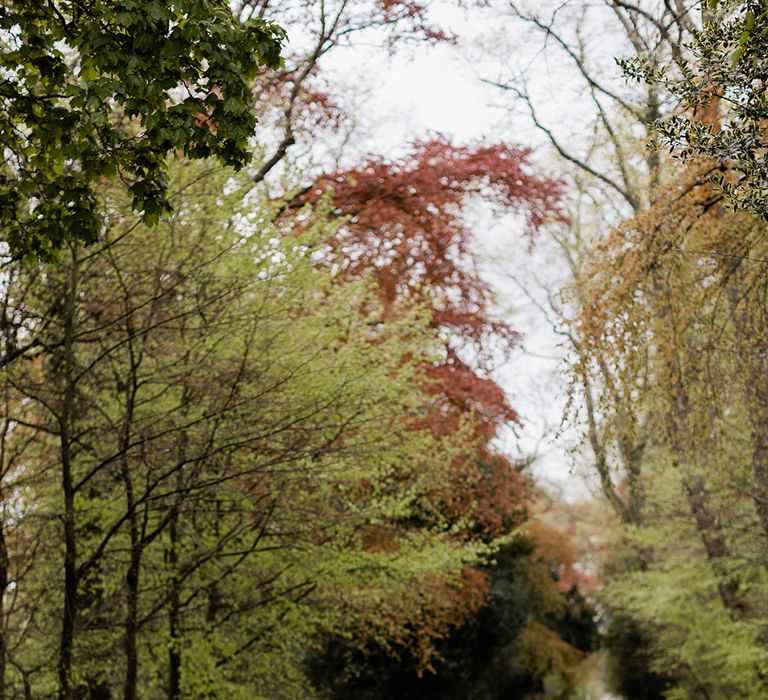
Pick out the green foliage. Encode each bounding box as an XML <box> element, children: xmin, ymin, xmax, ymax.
<box><xmin>575</xmin><ymin>162</ymin><xmax>768</xmax><ymax>698</ymax></box>
<box><xmin>0</xmin><ymin>160</ymin><xmax>500</xmax><ymax>698</ymax></box>
<box><xmin>0</xmin><ymin>1</ymin><xmax>285</xmax><ymax>257</ymax></box>
<box><xmin>605</xmin><ymin>448</ymin><xmax>768</xmax><ymax>699</ymax></box>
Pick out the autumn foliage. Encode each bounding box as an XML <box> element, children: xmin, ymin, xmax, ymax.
<box><xmin>304</xmin><ymin>137</ymin><xmax>564</xmax><ymax>324</ymax></box>
<box><xmin>297</xmin><ymin>137</ymin><xmax>564</xmax><ymax>540</ymax></box>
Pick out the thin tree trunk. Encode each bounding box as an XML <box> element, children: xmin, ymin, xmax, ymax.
<box><xmin>167</xmin><ymin>507</ymin><xmax>181</xmax><ymax>700</ymax></box>
<box><xmin>685</xmin><ymin>476</ymin><xmax>741</xmax><ymax>612</ymax></box>
<box><xmin>121</xmin><ymin>331</ymin><xmax>141</xmax><ymax>700</ymax></box>
<box><xmin>0</xmin><ymin>519</ymin><xmax>8</xmax><ymax>700</ymax></box>
<box><xmin>58</xmin><ymin>248</ymin><xmax>79</xmax><ymax>700</ymax></box>
<box><xmin>122</xmin><ymin>479</ymin><xmax>140</xmax><ymax>700</ymax></box>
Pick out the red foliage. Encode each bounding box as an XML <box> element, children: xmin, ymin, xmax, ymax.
<box><xmin>303</xmin><ymin>136</ymin><xmax>562</xmax><ymax>423</ymax></box>
<box><xmin>297</xmin><ymin>137</ymin><xmax>564</xmax><ymax>540</ymax></box>
<box><xmin>436</xmin><ymin>446</ymin><xmax>530</xmax><ymax>539</ymax></box>
<box><xmin>304</xmin><ymin>138</ymin><xmax>563</xmax><ymax>333</ymax></box>
<box><xmin>423</xmin><ymin>362</ymin><xmax>518</xmax><ymax>435</ymax></box>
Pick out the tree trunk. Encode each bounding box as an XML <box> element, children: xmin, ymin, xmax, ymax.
<box><xmin>0</xmin><ymin>519</ymin><xmax>9</xmax><ymax>700</ymax></box>
<box><xmin>123</xmin><ymin>507</ymin><xmax>140</xmax><ymax>700</ymax></box>
<box><xmin>685</xmin><ymin>477</ymin><xmax>742</xmax><ymax>612</ymax></box>
<box><xmin>58</xmin><ymin>249</ymin><xmax>79</xmax><ymax>700</ymax></box>
<box><xmin>168</xmin><ymin>508</ymin><xmax>181</xmax><ymax>700</ymax></box>
<box><xmin>121</xmin><ymin>345</ymin><xmax>141</xmax><ymax>700</ymax></box>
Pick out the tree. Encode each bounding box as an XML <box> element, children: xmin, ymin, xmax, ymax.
<box><xmin>295</xmin><ymin>136</ymin><xmax>564</xmax><ymax>539</ymax></box>
<box><xmin>292</xmin><ymin>136</ymin><xmax>599</xmax><ymax>697</ymax></box>
<box><xmin>574</xmin><ymin>158</ymin><xmax>768</xmax><ymax>697</ymax></box>
<box><xmin>483</xmin><ymin>0</ymin><xmax>699</xmax><ymax>533</ymax></box>
<box><xmin>478</xmin><ymin>2</ymin><xmax>766</xmax><ymax>692</ymax></box>
<box><xmin>0</xmin><ymin>0</ymin><xmax>285</xmax><ymax>257</ymax></box>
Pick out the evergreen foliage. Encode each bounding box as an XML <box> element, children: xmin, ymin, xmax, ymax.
<box><xmin>623</xmin><ymin>0</ymin><xmax>768</xmax><ymax>215</ymax></box>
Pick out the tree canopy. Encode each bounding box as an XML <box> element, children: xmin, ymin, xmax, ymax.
<box><xmin>0</xmin><ymin>0</ymin><xmax>285</xmax><ymax>258</ymax></box>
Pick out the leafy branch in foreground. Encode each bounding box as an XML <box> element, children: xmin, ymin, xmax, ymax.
<box><xmin>621</xmin><ymin>0</ymin><xmax>768</xmax><ymax>217</ymax></box>
<box><xmin>0</xmin><ymin>0</ymin><xmax>285</xmax><ymax>258</ymax></box>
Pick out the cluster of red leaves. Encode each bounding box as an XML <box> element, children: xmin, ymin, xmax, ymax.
<box><xmin>299</xmin><ymin>137</ymin><xmax>563</xmax><ymax>537</ymax></box>
<box><xmin>423</xmin><ymin>363</ymin><xmax>517</xmax><ymax>437</ymax></box>
<box><xmin>304</xmin><ymin>137</ymin><xmax>563</xmax><ymax>324</ymax></box>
